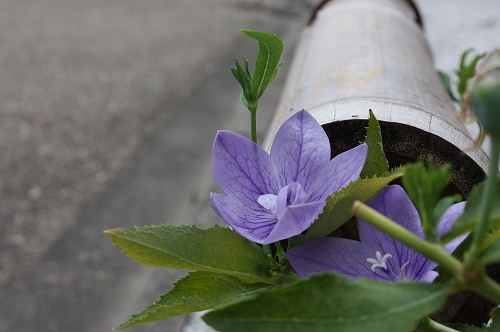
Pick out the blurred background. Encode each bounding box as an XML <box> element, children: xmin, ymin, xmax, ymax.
<box><xmin>0</xmin><ymin>0</ymin><xmax>498</xmax><ymax>331</ymax></box>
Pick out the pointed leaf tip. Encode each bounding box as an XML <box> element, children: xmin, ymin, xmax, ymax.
<box><xmin>239</xmin><ymin>30</ymin><xmax>284</xmax><ymax>100</ymax></box>
<box><xmin>360</xmin><ymin>110</ymin><xmax>389</xmax><ymax>178</ymax></box>
<box><xmin>116</xmin><ymin>272</ymin><xmax>270</xmax><ymax>330</ymax></box>
<box><xmin>106</xmin><ymin>224</ymin><xmax>279</xmax><ymax>284</ymax></box>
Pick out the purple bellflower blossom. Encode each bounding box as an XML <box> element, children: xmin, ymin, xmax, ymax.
<box><xmin>210</xmin><ymin>110</ymin><xmax>368</xmax><ymax>244</ymax></box>
<box><xmin>287</xmin><ymin>185</ymin><xmax>467</xmax><ymax>282</ymax></box>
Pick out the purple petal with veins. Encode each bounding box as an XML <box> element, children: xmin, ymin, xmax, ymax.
<box><xmin>210</xmin><ymin>110</ymin><xmax>368</xmax><ymax>244</ymax></box>
<box><xmin>287</xmin><ymin>185</ymin><xmax>467</xmax><ymax>282</ymax></box>
<box><xmin>212</xmin><ymin>130</ymin><xmax>279</xmax><ymax>210</ymax></box>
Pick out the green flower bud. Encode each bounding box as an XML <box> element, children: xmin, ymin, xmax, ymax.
<box><xmin>468</xmin><ymin>50</ymin><xmax>500</xmax><ymax>139</ymax></box>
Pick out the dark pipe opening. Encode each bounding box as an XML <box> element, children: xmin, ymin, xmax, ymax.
<box><xmin>322</xmin><ymin>119</ymin><xmax>485</xmax><ymax>197</ymax></box>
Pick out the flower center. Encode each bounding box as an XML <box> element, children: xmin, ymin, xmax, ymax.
<box><xmin>366</xmin><ymin>253</ymin><xmax>415</xmax><ymax>282</ymax></box>
<box><xmin>366</xmin><ymin>251</ymin><xmax>393</xmax><ymax>272</ymax></box>
<box><xmin>257</xmin><ymin>182</ymin><xmax>307</xmax><ymax>218</ymax></box>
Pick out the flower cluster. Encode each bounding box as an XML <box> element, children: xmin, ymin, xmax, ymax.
<box><xmin>210</xmin><ymin>110</ymin><xmax>368</xmax><ymax>244</ymax></box>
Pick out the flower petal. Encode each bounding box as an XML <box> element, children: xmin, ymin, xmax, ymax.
<box><xmin>436</xmin><ymin>201</ymin><xmax>467</xmax><ymax>254</ymax></box>
<box><xmin>419</xmin><ymin>270</ymin><xmax>439</xmax><ymax>283</ymax></box>
<box><xmin>287</xmin><ymin>237</ymin><xmax>381</xmax><ymax>280</ymax></box>
<box><xmin>264</xmin><ymin>201</ymin><xmax>325</xmax><ymax>244</ymax></box>
<box><xmin>363</xmin><ymin>185</ymin><xmax>423</xmax><ymax>237</ymax></box>
<box><xmin>211</xmin><ymin>193</ymin><xmax>277</xmax><ymax>244</ymax></box>
<box><xmin>358</xmin><ymin>185</ymin><xmax>427</xmax><ymax>278</ymax></box>
<box><xmin>212</xmin><ymin>130</ymin><xmax>279</xmax><ymax>207</ymax></box>
<box><xmin>308</xmin><ymin>144</ymin><xmax>368</xmax><ymax>202</ymax></box>
<box><xmin>270</xmin><ymin>110</ymin><xmax>331</xmax><ymax>194</ymax></box>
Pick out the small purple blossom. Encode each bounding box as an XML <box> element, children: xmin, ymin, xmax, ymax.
<box><xmin>210</xmin><ymin>110</ymin><xmax>368</xmax><ymax>244</ymax></box>
<box><xmin>287</xmin><ymin>185</ymin><xmax>467</xmax><ymax>282</ymax></box>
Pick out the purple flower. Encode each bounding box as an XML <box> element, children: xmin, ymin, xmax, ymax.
<box><xmin>287</xmin><ymin>185</ymin><xmax>467</xmax><ymax>282</ymax></box>
<box><xmin>210</xmin><ymin>110</ymin><xmax>368</xmax><ymax>244</ymax></box>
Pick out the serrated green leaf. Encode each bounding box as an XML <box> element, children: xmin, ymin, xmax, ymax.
<box><xmin>241</xmin><ymin>30</ymin><xmax>283</xmax><ymax>100</ymax></box>
<box><xmin>116</xmin><ymin>271</ymin><xmax>270</xmax><ymax>330</ymax></box>
<box><xmin>105</xmin><ymin>224</ymin><xmax>279</xmax><ymax>284</ymax></box>
<box><xmin>202</xmin><ymin>273</ymin><xmax>449</xmax><ymax>332</ymax></box>
<box><xmin>289</xmin><ymin>168</ymin><xmax>404</xmax><ymax>247</ymax></box>
<box><xmin>446</xmin><ymin>323</ymin><xmax>490</xmax><ymax>331</ymax></box>
<box><xmin>490</xmin><ymin>307</ymin><xmax>500</xmax><ymax>332</ymax></box>
<box><xmin>360</xmin><ymin>110</ymin><xmax>389</xmax><ymax>178</ymax></box>
<box><xmin>441</xmin><ymin>178</ymin><xmax>500</xmax><ymax>243</ymax></box>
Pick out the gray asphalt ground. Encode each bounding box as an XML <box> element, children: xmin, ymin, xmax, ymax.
<box><xmin>0</xmin><ymin>0</ymin><xmax>312</xmax><ymax>331</ymax></box>
<box><xmin>0</xmin><ymin>0</ymin><xmax>499</xmax><ymax>331</ymax></box>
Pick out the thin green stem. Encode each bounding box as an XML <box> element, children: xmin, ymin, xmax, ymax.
<box><xmin>352</xmin><ymin>200</ymin><xmax>500</xmax><ymax>303</ymax></box>
<box><xmin>250</xmin><ymin>104</ymin><xmax>258</xmax><ymax>144</ymax></box>
<box><xmin>465</xmin><ymin>138</ymin><xmax>500</xmax><ymax>267</ymax></box>
<box><xmin>352</xmin><ymin>201</ymin><xmax>463</xmax><ymax>277</ymax></box>
<box><xmin>418</xmin><ymin>316</ymin><xmax>459</xmax><ymax>332</ymax></box>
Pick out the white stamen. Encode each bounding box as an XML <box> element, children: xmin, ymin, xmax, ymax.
<box><xmin>366</xmin><ymin>251</ymin><xmax>393</xmax><ymax>272</ymax></box>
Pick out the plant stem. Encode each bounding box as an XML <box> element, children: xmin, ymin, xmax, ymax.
<box><xmin>352</xmin><ymin>201</ymin><xmax>463</xmax><ymax>277</ymax></box>
<box><xmin>465</xmin><ymin>138</ymin><xmax>500</xmax><ymax>267</ymax></box>
<box><xmin>352</xmin><ymin>201</ymin><xmax>500</xmax><ymax>303</ymax></box>
<box><xmin>418</xmin><ymin>316</ymin><xmax>459</xmax><ymax>332</ymax></box>
<box><xmin>250</xmin><ymin>104</ymin><xmax>258</xmax><ymax>144</ymax></box>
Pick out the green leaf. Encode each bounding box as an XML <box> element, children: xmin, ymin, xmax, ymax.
<box><xmin>105</xmin><ymin>224</ymin><xmax>279</xmax><ymax>284</ymax></box>
<box><xmin>438</xmin><ymin>70</ymin><xmax>459</xmax><ymax>103</ymax></box>
<box><xmin>360</xmin><ymin>110</ymin><xmax>389</xmax><ymax>178</ymax></box>
<box><xmin>480</xmin><ymin>237</ymin><xmax>500</xmax><ymax>266</ymax></box>
<box><xmin>446</xmin><ymin>324</ymin><xmax>490</xmax><ymax>331</ymax></box>
<box><xmin>433</xmin><ymin>194</ymin><xmax>462</xmax><ymax>228</ymax></box>
<box><xmin>457</xmin><ymin>49</ymin><xmax>486</xmax><ymax>98</ymax></box>
<box><xmin>289</xmin><ymin>168</ymin><xmax>404</xmax><ymax>247</ymax></box>
<box><xmin>401</xmin><ymin>159</ymin><xmax>452</xmax><ymax>241</ymax></box>
<box><xmin>483</xmin><ymin>228</ymin><xmax>500</xmax><ymax>252</ymax></box>
<box><xmin>239</xmin><ymin>91</ymin><xmax>250</xmax><ymax>108</ymax></box>
<box><xmin>441</xmin><ymin>178</ymin><xmax>500</xmax><ymax>243</ymax></box>
<box><xmin>202</xmin><ymin>273</ymin><xmax>449</xmax><ymax>332</ymax></box>
<box><xmin>491</xmin><ymin>307</ymin><xmax>500</xmax><ymax>332</ymax></box>
<box><xmin>231</xmin><ymin>57</ymin><xmax>253</xmax><ymax>107</ymax></box>
<box><xmin>116</xmin><ymin>271</ymin><xmax>270</xmax><ymax>330</ymax></box>
<box><xmin>241</xmin><ymin>30</ymin><xmax>284</xmax><ymax>100</ymax></box>
<box><xmin>231</xmin><ymin>58</ymin><xmax>251</xmax><ymax>91</ymax></box>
